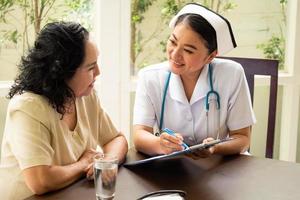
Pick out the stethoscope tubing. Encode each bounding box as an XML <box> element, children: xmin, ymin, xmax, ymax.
<box><xmin>159</xmin><ymin>63</ymin><xmax>220</xmax><ymax>132</ymax></box>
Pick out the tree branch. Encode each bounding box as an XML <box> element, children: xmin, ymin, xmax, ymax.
<box><xmin>41</xmin><ymin>0</ymin><xmax>56</xmax><ymax>22</ymax></box>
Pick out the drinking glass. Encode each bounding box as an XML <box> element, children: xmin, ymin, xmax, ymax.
<box><xmin>94</xmin><ymin>154</ymin><xmax>118</xmax><ymax>200</ymax></box>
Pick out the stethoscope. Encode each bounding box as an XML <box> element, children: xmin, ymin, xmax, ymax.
<box><xmin>158</xmin><ymin>63</ymin><xmax>221</xmax><ymax>139</ymax></box>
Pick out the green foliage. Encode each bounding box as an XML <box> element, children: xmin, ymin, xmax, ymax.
<box><xmin>221</xmin><ymin>2</ymin><xmax>237</xmax><ymax>12</ymax></box>
<box><xmin>257</xmin><ymin>35</ymin><xmax>285</xmax><ymax>69</ymax></box>
<box><xmin>137</xmin><ymin>0</ymin><xmax>153</xmax><ymax>13</ymax></box>
<box><xmin>132</xmin><ymin>14</ymin><xmax>142</xmax><ymax>23</ymax></box>
<box><xmin>0</xmin><ymin>0</ymin><xmax>14</xmax><ymax>23</ymax></box>
<box><xmin>256</xmin><ymin>0</ymin><xmax>286</xmax><ymax>69</ymax></box>
<box><xmin>2</xmin><ymin>29</ymin><xmax>20</xmax><ymax>43</ymax></box>
<box><xmin>280</xmin><ymin>0</ymin><xmax>287</xmax><ymax>4</ymax></box>
<box><xmin>161</xmin><ymin>0</ymin><xmax>179</xmax><ymax>19</ymax></box>
<box><xmin>131</xmin><ymin>0</ymin><xmax>155</xmax><ymax>24</ymax></box>
<box><xmin>65</xmin><ymin>0</ymin><xmax>89</xmax><ymax>10</ymax></box>
<box><xmin>0</xmin><ymin>0</ymin><xmax>93</xmax><ymax>54</ymax></box>
<box><xmin>63</xmin><ymin>0</ymin><xmax>93</xmax><ymax>30</ymax></box>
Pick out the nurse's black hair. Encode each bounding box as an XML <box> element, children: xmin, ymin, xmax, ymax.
<box><xmin>175</xmin><ymin>14</ymin><xmax>217</xmax><ymax>54</ymax></box>
<box><xmin>8</xmin><ymin>21</ymin><xmax>89</xmax><ymax>116</ymax></box>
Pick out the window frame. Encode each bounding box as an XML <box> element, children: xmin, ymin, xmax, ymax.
<box><xmin>278</xmin><ymin>0</ymin><xmax>300</xmax><ymax>162</ymax></box>
<box><xmin>94</xmin><ymin>0</ymin><xmax>131</xmax><ymax>142</ymax></box>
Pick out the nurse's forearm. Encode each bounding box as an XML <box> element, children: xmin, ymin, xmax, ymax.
<box><xmin>213</xmin><ymin>127</ymin><xmax>250</xmax><ymax>155</ymax></box>
<box><xmin>133</xmin><ymin>127</ymin><xmax>163</xmax><ymax>156</ymax></box>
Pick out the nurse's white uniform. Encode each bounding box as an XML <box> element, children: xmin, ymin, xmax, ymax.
<box><xmin>133</xmin><ymin>58</ymin><xmax>256</xmax><ymax>146</ymax></box>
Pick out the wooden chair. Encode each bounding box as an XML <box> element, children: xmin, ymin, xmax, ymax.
<box><xmin>219</xmin><ymin>56</ymin><xmax>279</xmax><ymax>158</ymax></box>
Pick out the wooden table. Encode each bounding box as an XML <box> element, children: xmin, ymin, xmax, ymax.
<box><xmin>26</xmin><ymin>149</ymin><xmax>300</xmax><ymax>200</ymax></box>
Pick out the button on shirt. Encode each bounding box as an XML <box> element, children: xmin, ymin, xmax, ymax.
<box><xmin>133</xmin><ymin>58</ymin><xmax>256</xmax><ymax>146</ymax></box>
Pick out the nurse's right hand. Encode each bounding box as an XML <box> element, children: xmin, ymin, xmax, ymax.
<box><xmin>159</xmin><ymin>132</ymin><xmax>184</xmax><ymax>154</ymax></box>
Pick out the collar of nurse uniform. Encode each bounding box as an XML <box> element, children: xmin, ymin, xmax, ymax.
<box><xmin>169</xmin><ymin>64</ymin><xmax>210</xmax><ymax>105</ymax></box>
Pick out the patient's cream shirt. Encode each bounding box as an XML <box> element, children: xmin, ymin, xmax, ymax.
<box><xmin>0</xmin><ymin>90</ymin><xmax>119</xmax><ymax>200</ymax></box>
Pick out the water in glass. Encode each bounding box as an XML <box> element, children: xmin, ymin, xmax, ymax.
<box><xmin>94</xmin><ymin>161</ymin><xmax>118</xmax><ymax>200</ymax></box>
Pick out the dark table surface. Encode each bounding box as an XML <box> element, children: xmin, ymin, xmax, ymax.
<box><xmin>26</xmin><ymin>149</ymin><xmax>300</xmax><ymax>200</ymax></box>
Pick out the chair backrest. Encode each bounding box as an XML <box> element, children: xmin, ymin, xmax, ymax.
<box><xmin>218</xmin><ymin>56</ymin><xmax>279</xmax><ymax>158</ymax></box>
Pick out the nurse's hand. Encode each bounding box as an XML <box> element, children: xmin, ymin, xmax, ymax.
<box><xmin>186</xmin><ymin>137</ymin><xmax>216</xmax><ymax>159</ymax></box>
<box><xmin>159</xmin><ymin>132</ymin><xmax>184</xmax><ymax>154</ymax></box>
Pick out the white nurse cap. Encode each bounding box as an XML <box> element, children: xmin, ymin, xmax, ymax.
<box><xmin>169</xmin><ymin>3</ymin><xmax>237</xmax><ymax>55</ymax></box>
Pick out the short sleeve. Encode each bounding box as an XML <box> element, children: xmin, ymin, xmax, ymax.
<box><xmin>133</xmin><ymin>70</ymin><xmax>156</xmax><ymax>127</ymax></box>
<box><xmin>226</xmin><ymin>67</ymin><xmax>256</xmax><ymax>130</ymax></box>
<box><xmin>6</xmin><ymin>97</ymin><xmax>54</xmax><ymax>170</ymax></box>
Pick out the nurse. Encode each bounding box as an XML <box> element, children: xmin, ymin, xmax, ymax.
<box><xmin>133</xmin><ymin>3</ymin><xmax>256</xmax><ymax>158</ymax></box>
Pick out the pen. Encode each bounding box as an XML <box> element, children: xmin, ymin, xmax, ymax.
<box><xmin>163</xmin><ymin>128</ymin><xmax>189</xmax><ymax>149</ymax></box>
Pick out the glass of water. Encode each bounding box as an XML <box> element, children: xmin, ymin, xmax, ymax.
<box><xmin>94</xmin><ymin>154</ymin><xmax>118</xmax><ymax>200</ymax></box>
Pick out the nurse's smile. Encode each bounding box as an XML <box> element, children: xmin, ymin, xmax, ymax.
<box><xmin>171</xmin><ymin>59</ymin><xmax>184</xmax><ymax>67</ymax></box>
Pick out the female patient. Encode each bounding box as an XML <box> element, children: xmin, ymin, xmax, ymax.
<box><xmin>0</xmin><ymin>21</ymin><xmax>128</xmax><ymax>199</ymax></box>
<box><xmin>133</xmin><ymin>3</ymin><xmax>256</xmax><ymax>158</ymax></box>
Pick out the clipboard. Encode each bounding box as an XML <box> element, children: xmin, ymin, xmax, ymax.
<box><xmin>124</xmin><ymin>137</ymin><xmax>233</xmax><ymax>166</ymax></box>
